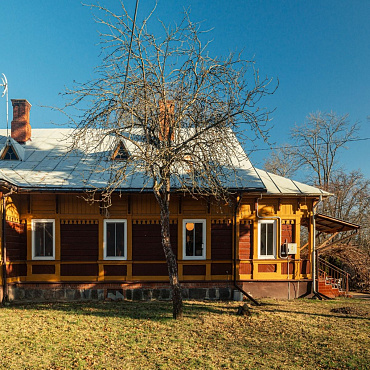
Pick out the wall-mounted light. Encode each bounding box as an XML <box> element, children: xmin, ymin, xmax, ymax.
<box><xmin>186</xmin><ymin>222</ymin><xmax>194</xmax><ymax>231</ymax></box>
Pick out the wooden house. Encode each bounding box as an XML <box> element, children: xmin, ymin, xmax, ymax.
<box><xmin>0</xmin><ymin>99</ymin><xmax>353</xmax><ymax>302</ymax></box>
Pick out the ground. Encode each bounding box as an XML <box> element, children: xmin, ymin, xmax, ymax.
<box><xmin>0</xmin><ymin>298</ymin><xmax>369</xmax><ymax>369</ymax></box>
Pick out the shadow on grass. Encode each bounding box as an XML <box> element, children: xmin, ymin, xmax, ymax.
<box><xmin>260</xmin><ymin>307</ymin><xmax>370</xmax><ymax>321</ymax></box>
<box><xmin>3</xmin><ymin>300</ymin><xmax>241</xmax><ymax>321</ymax></box>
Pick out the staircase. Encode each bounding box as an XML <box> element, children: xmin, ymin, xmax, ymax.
<box><xmin>317</xmin><ymin>257</ymin><xmax>349</xmax><ymax>298</ymax></box>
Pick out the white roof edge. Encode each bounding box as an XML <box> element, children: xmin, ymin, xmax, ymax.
<box><xmin>254</xmin><ymin>168</ymin><xmax>331</xmax><ymax>196</ymax></box>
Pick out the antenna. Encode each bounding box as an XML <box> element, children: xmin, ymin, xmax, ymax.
<box><xmin>1</xmin><ymin>73</ymin><xmax>9</xmax><ymax>137</ymax></box>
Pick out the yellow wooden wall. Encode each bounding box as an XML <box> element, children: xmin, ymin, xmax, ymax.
<box><xmin>2</xmin><ymin>192</ymin><xmax>314</xmax><ymax>284</ymax></box>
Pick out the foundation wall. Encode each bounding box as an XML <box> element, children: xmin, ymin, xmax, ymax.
<box><xmin>241</xmin><ymin>280</ymin><xmax>312</xmax><ymax>299</ymax></box>
<box><xmin>6</xmin><ymin>280</ymin><xmax>312</xmax><ymax>303</ymax></box>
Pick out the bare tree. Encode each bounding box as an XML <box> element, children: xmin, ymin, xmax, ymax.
<box><xmin>63</xmin><ymin>3</ymin><xmax>275</xmax><ymax>318</ymax></box>
<box><xmin>264</xmin><ymin>112</ymin><xmax>370</xmax><ymax>289</ymax></box>
<box><xmin>291</xmin><ymin>111</ymin><xmax>358</xmax><ymax>189</ymax></box>
<box><xmin>263</xmin><ymin>144</ymin><xmax>300</xmax><ymax>178</ymax></box>
<box><xmin>264</xmin><ymin>112</ymin><xmax>358</xmax><ymax>188</ymax></box>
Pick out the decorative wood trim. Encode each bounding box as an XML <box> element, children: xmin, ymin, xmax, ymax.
<box><xmin>282</xmin><ymin>220</ymin><xmax>295</xmax><ymax>224</ymax></box>
<box><xmin>240</xmin><ymin>219</ymin><xmax>253</xmax><ymax>225</ymax></box>
<box><xmin>132</xmin><ymin>219</ymin><xmax>177</xmax><ymax>224</ymax></box>
<box><xmin>211</xmin><ymin>219</ymin><xmax>232</xmax><ymax>224</ymax></box>
<box><xmin>60</xmin><ymin>219</ymin><xmax>99</xmax><ymax>225</ymax></box>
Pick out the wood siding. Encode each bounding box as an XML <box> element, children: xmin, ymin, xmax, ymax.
<box><xmin>7</xmin><ymin>263</ymin><xmax>27</xmax><ymax>277</ymax></box>
<box><xmin>239</xmin><ymin>222</ymin><xmax>252</xmax><ymax>259</ymax></box>
<box><xmin>61</xmin><ymin>223</ymin><xmax>99</xmax><ymax>261</ymax></box>
<box><xmin>211</xmin><ymin>222</ymin><xmax>232</xmax><ymax>260</ymax></box>
<box><xmin>132</xmin><ymin>223</ymin><xmax>177</xmax><ymax>260</ymax></box>
<box><xmin>258</xmin><ymin>264</ymin><xmax>277</xmax><ymax>273</ymax></box>
<box><xmin>211</xmin><ymin>263</ymin><xmax>232</xmax><ymax>275</ymax></box>
<box><xmin>2</xmin><ymin>192</ymin><xmax>313</xmax><ymax>284</ymax></box>
<box><xmin>61</xmin><ymin>264</ymin><xmax>99</xmax><ymax>276</ymax></box>
<box><xmin>132</xmin><ymin>263</ymin><xmax>168</xmax><ymax>276</ymax></box>
<box><xmin>32</xmin><ymin>265</ymin><xmax>55</xmax><ymax>274</ymax></box>
<box><xmin>5</xmin><ymin>221</ymin><xmax>27</xmax><ymax>261</ymax></box>
<box><xmin>104</xmin><ymin>265</ymin><xmax>127</xmax><ymax>276</ymax></box>
<box><xmin>183</xmin><ymin>265</ymin><xmax>206</xmax><ymax>275</ymax></box>
<box><xmin>282</xmin><ymin>223</ymin><xmax>294</xmax><ymax>243</ymax></box>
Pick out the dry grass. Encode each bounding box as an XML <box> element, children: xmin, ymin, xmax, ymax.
<box><xmin>0</xmin><ymin>298</ymin><xmax>369</xmax><ymax>369</ymax></box>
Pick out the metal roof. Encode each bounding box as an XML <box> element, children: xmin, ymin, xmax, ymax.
<box><xmin>315</xmin><ymin>213</ymin><xmax>361</xmax><ymax>233</ymax></box>
<box><xmin>0</xmin><ymin>129</ymin><xmax>329</xmax><ymax>196</ymax></box>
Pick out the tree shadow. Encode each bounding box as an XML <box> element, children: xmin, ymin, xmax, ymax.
<box><xmin>259</xmin><ymin>307</ymin><xmax>369</xmax><ymax>321</ymax></box>
<box><xmin>5</xmin><ymin>300</ymin><xmax>243</xmax><ymax>321</ymax></box>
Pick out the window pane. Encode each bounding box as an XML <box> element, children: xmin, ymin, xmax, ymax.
<box><xmin>267</xmin><ymin>224</ymin><xmax>274</xmax><ymax>256</ymax></box>
<box><xmin>106</xmin><ymin>223</ymin><xmax>116</xmax><ymax>257</ymax></box>
<box><xmin>194</xmin><ymin>223</ymin><xmax>203</xmax><ymax>256</ymax></box>
<box><xmin>34</xmin><ymin>222</ymin><xmax>53</xmax><ymax>257</ymax></box>
<box><xmin>34</xmin><ymin>223</ymin><xmax>44</xmax><ymax>256</ymax></box>
<box><xmin>185</xmin><ymin>225</ymin><xmax>194</xmax><ymax>256</ymax></box>
<box><xmin>44</xmin><ymin>222</ymin><xmax>53</xmax><ymax>257</ymax></box>
<box><xmin>115</xmin><ymin>223</ymin><xmax>125</xmax><ymax>257</ymax></box>
<box><xmin>260</xmin><ymin>223</ymin><xmax>267</xmax><ymax>255</ymax></box>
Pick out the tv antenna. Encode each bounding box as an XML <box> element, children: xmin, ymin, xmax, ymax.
<box><xmin>1</xmin><ymin>73</ymin><xmax>9</xmax><ymax>137</ymax></box>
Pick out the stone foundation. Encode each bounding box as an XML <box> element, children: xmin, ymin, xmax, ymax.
<box><xmin>7</xmin><ymin>282</ymin><xmax>235</xmax><ymax>303</ymax></box>
<box><xmin>5</xmin><ymin>280</ymin><xmax>312</xmax><ymax>303</ymax></box>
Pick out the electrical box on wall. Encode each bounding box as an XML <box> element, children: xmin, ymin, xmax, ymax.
<box><xmin>287</xmin><ymin>243</ymin><xmax>297</xmax><ymax>254</ymax></box>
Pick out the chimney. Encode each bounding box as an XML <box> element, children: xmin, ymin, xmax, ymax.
<box><xmin>159</xmin><ymin>100</ymin><xmax>174</xmax><ymax>141</ymax></box>
<box><xmin>11</xmin><ymin>99</ymin><xmax>31</xmax><ymax>143</ymax></box>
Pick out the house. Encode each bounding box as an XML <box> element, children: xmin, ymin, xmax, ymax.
<box><xmin>0</xmin><ymin>99</ymin><xmax>356</xmax><ymax>302</ymax></box>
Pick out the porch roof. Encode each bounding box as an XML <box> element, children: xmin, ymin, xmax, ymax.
<box><xmin>315</xmin><ymin>213</ymin><xmax>361</xmax><ymax>233</ymax></box>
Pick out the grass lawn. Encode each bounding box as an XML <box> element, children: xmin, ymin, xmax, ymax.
<box><xmin>0</xmin><ymin>297</ymin><xmax>369</xmax><ymax>369</ymax></box>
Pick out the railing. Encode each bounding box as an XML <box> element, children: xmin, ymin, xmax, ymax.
<box><xmin>317</xmin><ymin>256</ymin><xmax>349</xmax><ymax>296</ymax></box>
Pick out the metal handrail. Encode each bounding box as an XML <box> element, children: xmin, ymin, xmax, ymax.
<box><xmin>317</xmin><ymin>256</ymin><xmax>349</xmax><ymax>295</ymax></box>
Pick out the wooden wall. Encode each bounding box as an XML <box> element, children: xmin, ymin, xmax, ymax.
<box><xmin>1</xmin><ymin>192</ymin><xmax>313</xmax><ymax>284</ymax></box>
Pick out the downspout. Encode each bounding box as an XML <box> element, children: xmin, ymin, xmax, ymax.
<box><xmin>312</xmin><ymin>195</ymin><xmax>323</xmax><ymax>298</ymax></box>
<box><xmin>233</xmin><ymin>193</ymin><xmax>260</xmax><ymax>306</ymax></box>
<box><xmin>1</xmin><ymin>188</ymin><xmax>14</xmax><ymax>304</ymax></box>
<box><xmin>1</xmin><ymin>194</ymin><xmax>7</xmax><ymax>303</ymax></box>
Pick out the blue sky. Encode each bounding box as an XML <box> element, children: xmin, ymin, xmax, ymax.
<box><xmin>0</xmin><ymin>1</ymin><xmax>369</xmax><ymax>178</ymax></box>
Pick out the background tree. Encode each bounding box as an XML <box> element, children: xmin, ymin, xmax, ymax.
<box><xmin>264</xmin><ymin>111</ymin><xmax>370</xmax><ymax>289</ymax></box>
<box><xmin>64</xmin><ymin>3</ymin><xmax>275</xmax><ymax>318</ymax></box>
<box><xmin>263</xmin><ymin>144</ymin><xmax>299</xmax><ymax>178</ymax></box>
<box><xmin>265</xmin><ymin>111</ymin><xmax>358</xmax><ymax>187</ymax></box>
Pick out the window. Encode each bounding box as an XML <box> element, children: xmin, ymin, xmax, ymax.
<box><xmin>104</xmin><ymin>220</ymin><xmax>127</xmax><ymax>260</ymax></box>
<box><xmin>258</xmin><ymin>220</ymin><xmax>276</xmax><ymax>259</ymax></box>
<box><xmin>2</xmin><ymin>145</ymin><xmax>19</xmax><ymax>160</ymax></box>
<box><xmin>183</xmin><ymin>219</ymin><xmax>206</xmax><ymax>260</ymax></box>
<box><xmin>32</xmin><ymin>219</ymin><xmax>55</xmax><ymax>260</ymax></box>
<box><xmin>111</xmin><ymin>142</ymin><xmax>129</xmax><ymax>160</ymax></box>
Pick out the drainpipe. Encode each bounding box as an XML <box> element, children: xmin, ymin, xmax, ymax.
<box><xmin>233</xmin><ymin>193</ymin><xmax>260</xmax><ymax>306</ymax></box>
<box><xmin>1</xmin><ymin>188</ymin><xmax>14</xmax><ymax>304</ymax></box>
<box><xmin>1</xmin><ymin>195</ymin><xmax>7</xmax><ymax>303</ymax></box>
<box><xmin>312</xmin><ymin>195</ymin><xmax>322</xmax><ymax>298</ymax></box>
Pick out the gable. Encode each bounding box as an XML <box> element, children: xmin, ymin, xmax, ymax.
<box><xmin>0</xmin><ymin>137</ymin><xmax>25</xmax><ymax>161</ymax></box>
<box><xmin>111</xmin><ymin>141</ymin><xmax>129</xmax><ymax>160</ymax></box>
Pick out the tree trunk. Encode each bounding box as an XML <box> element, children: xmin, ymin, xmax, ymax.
<box><xmin>159</xmin><ymin>201</ymin><xmax>183</xmax><ymax>319</ymax></box>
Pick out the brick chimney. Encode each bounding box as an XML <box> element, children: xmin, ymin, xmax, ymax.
<box><xmin>11</xmin><ymin>99</ymin><xmax>31</xmax><ymax>143</ymax></box>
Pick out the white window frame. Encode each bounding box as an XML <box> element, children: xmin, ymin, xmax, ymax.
<box><xmin>258</xmin><ymin>220</ymin><xmax>277</xmax><ymax>259</ymax></box>
<box><xmin>182</xmin><ymin>219</ymin><xmax>206</xmax><ymax>260</ymax></box>
<box><xmin>103</xmin><ymin>219</ymin><xmax>127</xmax><ymax>260</ymax></box>
<box><xmin>32</xmin><ymin>219</ymin><xmax>55</xmax><ymax>260</ymax></box>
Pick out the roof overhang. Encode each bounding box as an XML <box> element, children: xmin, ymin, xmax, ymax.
<box><xmin>315</xmin><ymin>213</ymin><xmax>361</xmax><ymax>233</ymax></box>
